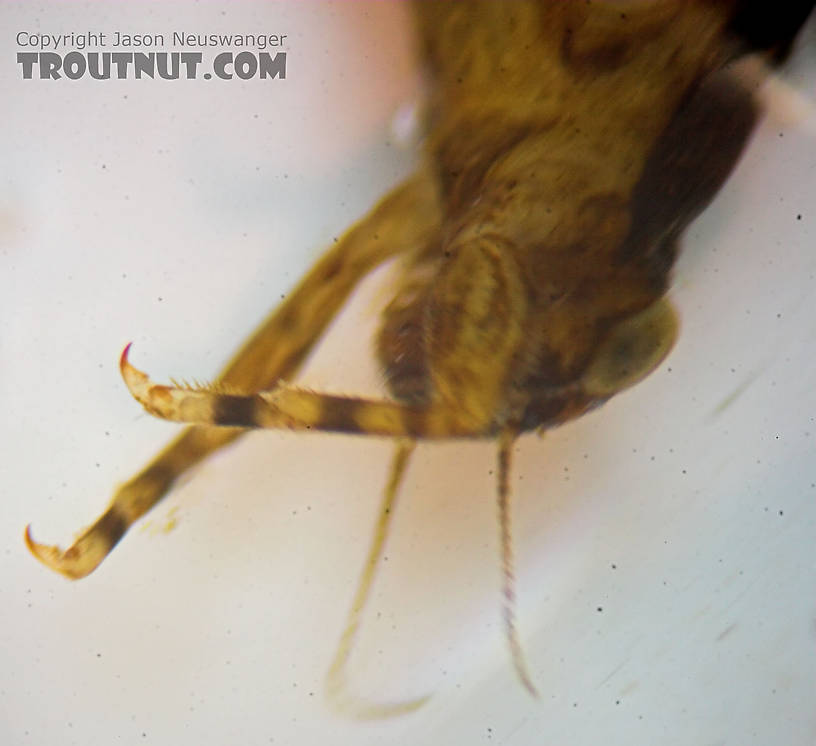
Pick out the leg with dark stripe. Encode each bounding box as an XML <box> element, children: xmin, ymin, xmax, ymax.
<box><xmin>26</xmin><ymin>170</ymin><xmax>442</xmax><ymax>579</ymax></box>
<box><xmin>119</xmin><ymin>347</ymin><xmax>495</xmax><ymax>440</ymax></box>
<box><xmin>120</xmin><ymin>348</ymin><xmax>543</xmax><ymax>697</ymax></box>
<box><xmin>118</xmin><ymin>349</ymin><xmax>539</xmax><ymax>703</ymax></box>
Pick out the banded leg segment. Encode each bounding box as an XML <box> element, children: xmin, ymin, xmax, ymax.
<box><xmin>26</xmin><ymin>170</ymin><xmax>442</xmax><ymax>579</ymax></box>
<box><xmin>120</xmin><ymin>347</ymin><xmax>495</xmax><ymax>439</ymax></box>
<box><xmin>121</xmin><ymin>351</ymin><xmax>540</xmax><ymax>696</ymax></box>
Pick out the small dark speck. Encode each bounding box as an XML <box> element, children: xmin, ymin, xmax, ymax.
<box><xmin>611</xmin><ymin>563</ymin><xmax>617</xmax><ymax>570</ymax></box>
<box><xmin>616</xmin><ymin>699</ymin><xmax>621</xmax><ymax>705</ymax></box>
<box><xmin>796</xmin><ymin>214</ymin><xmax>802</xmax><ymax>220</ymax></box>
<box><xmin>158</xmin><ymin>297</ymin><xmax>163</xmax><ymax>302</ymax></box>
<box><xmin>597</xmin><ymin>606</ymin><xmax>603</xmax><ymax>613</ymax></box>
<box><xmin>778</xmin><ymin>510</ymin><xmax>784</xmax><ymax>516</ymax></box>
<box><xmin>96</xmin><ymin>652</ymin><xmax>102</xmax><ymax>658</ymax></box>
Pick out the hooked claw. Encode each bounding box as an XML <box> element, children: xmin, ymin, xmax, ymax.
<box><xmin>25</xmin><ymin>504</ymin><xmax>130</xmax><ymax>580</ymax></box>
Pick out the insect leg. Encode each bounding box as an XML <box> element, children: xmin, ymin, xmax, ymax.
<box><xmin>26</xmin><ymin>170</ymin><xmax>441</xmax><ymax>579</ymax></box>
<box><xmin>120</xmin><ymin>348</ymin><xmax>491</xmax><ymax>439</ymax></box>
<box><xmin>120</xmin><ymin>348</ymin><xmax>541</xmax><ymax>698</ymax></box>
<box><xmin>324</xmin><ymin>439</ymin><xmax>430</xmax><ymax>719</ymax></box>
<box><xmin>497</xmin><ymin>429</ymin><xmax>537</xmax><ymax>696</ymax></box>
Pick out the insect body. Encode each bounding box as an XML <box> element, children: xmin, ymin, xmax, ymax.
<box><xmin>27</xmin><ymin>0</ymin><xmax>814</xmax><ymax>716</ymax></box>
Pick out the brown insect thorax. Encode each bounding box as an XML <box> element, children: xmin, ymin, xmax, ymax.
<box><xmin>375</xmin><ymin>2</ymin><xmax>756</xmax><ymax>436</ymax></box>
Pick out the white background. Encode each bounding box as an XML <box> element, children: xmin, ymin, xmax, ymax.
<box><xmin>1</xmin><ymin>3</ymin><xmax>815</xmax><ymax>745</ymax></box>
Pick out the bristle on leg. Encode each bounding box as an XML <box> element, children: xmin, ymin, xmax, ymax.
<box><xmin>120</xmin><ymin>344</ymin><xmax>224</xmax><ymax>423</ymax></box>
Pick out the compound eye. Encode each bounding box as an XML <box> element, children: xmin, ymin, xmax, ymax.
<box><xmin>582</xmin><ymin>297</ymin><xmax>679</xmax><ymax>397</ymax></box>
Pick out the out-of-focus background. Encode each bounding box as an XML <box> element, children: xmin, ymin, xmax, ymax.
<box><xmin>1</xmin><ymin>4</ymin><xmax>815</xmax><ymax>745</ymax></box>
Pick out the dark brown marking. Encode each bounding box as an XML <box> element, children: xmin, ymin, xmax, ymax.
<box><xmin>277</xmin><ymin>305</ymin><xmax>299</xmax><ymax>333</ymax></box>
<box><xmin>90</xmin><ymin>507</ymin><xmax>129</xmax><ymax>554</ymax></box>
<box><xmin>400</xmin><ymin>407</ymin><xmax>430</xmax><ymax>439</ymax></box>
<box><xmin>562</xmin><ymin>31</ymin><xmax>631</xmax><ymax>73</ymax></box>
<box><xmin>314</xmin><ymin>397</ymin><xmax>368</xmax><ymax>435</ymax></box>
<box><xmin>522</xmin><ymin>388</ymin><xmax>601</xmax><ymax>433</ymax></box>
<box><xmin>378</xmin><ymin>308</ymin><xmax>431</xmax><ymax>405</ymax></box>
<box><xmin>619</xmin><ymin>66</ymin><xmax>759</xmax><ymax>265</ymax></box>
<box><xmin>212</xmin><ymin>394</ymin><xmax>263</xmax><ymax>428</ymax></box>
<box><xmin>321</xmin><ymin>255</ymin><xmax>345</xmax><ymax>282</ymax></box>
<box><xmin>728</xmin><ymin>0</ymin><xmax>816</xmax><ymax>63</ymax></box>
<box><xmin>135</xmin><ymin>463</ymin><xmax>175</xmax><ymax>492</ymax></box>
